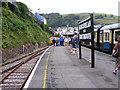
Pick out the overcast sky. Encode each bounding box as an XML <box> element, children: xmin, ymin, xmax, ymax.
<box><xmin>16</xmin><ymin>0</ymin><xmax>120</xmax><ymax>15</ymax></box>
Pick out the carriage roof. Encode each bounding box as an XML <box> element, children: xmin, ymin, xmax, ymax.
<box><xmin>100</xmin><ymin>23</ymin><xmax>120</xmax><ymax>30</ymax></box>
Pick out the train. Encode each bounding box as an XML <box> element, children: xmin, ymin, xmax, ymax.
<box><xmin>94</xmin><ymin>23</ymin><xmax>120</xmax><ymax>54</ymax></box>
<box><xmin>79</xmin><ymin>23</ymin><xmax>120</xmax><ymax>54</ymax></box>
<box><xmin>50</xmin><ymin>23</ymin><xmax>120</xmax><ymax>54</ymax></box>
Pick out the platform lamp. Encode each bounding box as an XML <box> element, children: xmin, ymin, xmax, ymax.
<box><xmin>38</xmin><ymin>8</ymin><xmax>40</xmax><ymax>14</ymax></box>
<box><xmin>67</xmin><ymin>24</ymin><xmax>69</xmax><ymax>38</ymax></box>
<box><xmin>28</xmin><ymin>8</ymin><xmax>32</xmax><ymax>16</ymax></box>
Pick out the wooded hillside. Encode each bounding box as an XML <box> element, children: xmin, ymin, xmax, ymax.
<box><xmin>43</xmin><ymin>13</ymin><xmax>118</xmax><ymax>28</ymax></box>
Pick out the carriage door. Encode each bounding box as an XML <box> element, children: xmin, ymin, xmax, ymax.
<box><xmin>103</xmin><ymin>30</ymin><xmax>110</xmax><ymax>51</ymax></box>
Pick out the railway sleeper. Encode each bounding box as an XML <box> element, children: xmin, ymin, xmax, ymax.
<box><xmin>14</xmin><ymin>70</ymin><xmax>30</xmax><ymax>73</ymax></box>
<box><xmin>7</xmin><ymin>75</ymin><xmax>27</xmax><ymax>79</ymax></box>
<box><xmin>17</xmin><ymin>66</ymin><xmax>34</xmax><ymax>69</ymax></box>
<box><xmin>10</xmin><ymin>72</ymin><xmax>28</xmax><ymax>76</ymax></box>
<box><xmin>0</xmin><ymin>83</ymin><xmax>22</xmax><ymax>88</ymax></box>
<box><xmin>16</xmin><ymin>67</ymin><xmax>33</xmax><ymax>70</ymax></box>
<box><xmin>3</xmin><ymin>79</ymin><xmax>25</xmax><ymax>83</ymax></box>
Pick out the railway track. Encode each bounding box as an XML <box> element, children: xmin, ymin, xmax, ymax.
<box><xmin>0</xmin><ymin>46</ymin><xmax>49</xmax><ymax>89</ymax></box>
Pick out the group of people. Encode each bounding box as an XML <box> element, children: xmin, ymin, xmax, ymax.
<box><xmin>51</xmin><ymin>37</ymin><xmax>64</xmax><ymax>46</ymax></box>
<box><xmin>51</xmin><ymin>35</ymin><xmax>79</xmax><ymax>54</ymax></box>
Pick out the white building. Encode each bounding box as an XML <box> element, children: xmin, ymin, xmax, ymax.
<box><xmin>56</xmin><ymin>27</ymin><xmax>78</xmax><ymax>36</ymax></box>
<box><xmin>43</xmin><ymin>18</ymin><xmax>47</xmax><ymax>24</ymax></box>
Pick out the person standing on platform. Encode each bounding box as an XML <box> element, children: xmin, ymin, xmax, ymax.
<box><xmin>52</xmin><ymin>38</ymin><xmax>56</xmax><ymax>46</ymax></box>
<box><xmin>71</xmin><ymin>36</ymin><xmax>77</xmax><ymax>54</ymax></box>
<box><xmin>59</xmin><ymin>37</ymin><xmax>64</xmax><ymax>46</ymax></box>
<box><xmin>55</xmin><ymin>38</ymin><xmax>59</xmax><ymax>46</ymax></box>
<box><xmin>64</xmin><ymin>37</ymin><xmax>68</xmax><ymax>46</ymax></box>
<box><xmin>75</xmin><ymin>35</ymin><xmax>79</xmax><ymax>48</ymax></box>
<box><xmin>68</xmin><ymin>37</ymin><xmax>72</xmax><ymax>45</ymax></box>
<box><xmin>112</xmin><ymin>35</ymin><xmax>120</xmax><ymax>75</ymax></box>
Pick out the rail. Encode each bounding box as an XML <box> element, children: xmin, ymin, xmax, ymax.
<box><xmin>0</xmin><ymin>46</ymin><xmax>49</xmax><ymax>89</ymax></box>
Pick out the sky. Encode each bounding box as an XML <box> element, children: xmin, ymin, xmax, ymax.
<box><xmin>16</xmin><ymin>0</ymin><xmax>120</xmax><ymax>15</ymax></box>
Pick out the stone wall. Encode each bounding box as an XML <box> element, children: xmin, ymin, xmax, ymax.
<box><xmin>2</xmin><ymin>42</ymin><xmax>49</xmax><ymax>62</ymax></box>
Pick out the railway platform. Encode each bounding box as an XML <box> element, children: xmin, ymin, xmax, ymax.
<box><xmin>24</xmin><ymin>46</ymin><xmax>119</xmax><ymax>89</ymax></box>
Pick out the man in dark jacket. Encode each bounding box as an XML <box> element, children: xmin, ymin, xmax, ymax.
<box><xmin>52</xmin><ymin>39</ymin><xmax>56</xmax><ymax>46</ymax></box>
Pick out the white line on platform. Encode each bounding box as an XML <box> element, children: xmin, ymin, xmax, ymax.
<box><xmin>23</xmin><ymin>47</ymin><xmax>51</xmax><ymax>88</ymax></box>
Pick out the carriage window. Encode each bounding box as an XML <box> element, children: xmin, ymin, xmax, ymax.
<box><xmin>100</xmin><ymin>31</ymin><xmax>103</xmax><ymax>41</ymax></box>
<box><xmin>115</xmin><ymin>31</ymin><xmax>120</xmax><ymax>41</ymax></box>
<box><xmin>94</xmin><ymin>32</ymin><xmax>96</xmax><ymax>41</ymax></box>
<box><xmin>105</xmin><ymin>32</ymin><xmax>109</xmax><ymax>41</ymax></box>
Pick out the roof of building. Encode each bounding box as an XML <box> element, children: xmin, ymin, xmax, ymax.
<box><xmin>34</xmin><ymin>12</ymin><xmax>44</xmax><ymax>21</ymax></box>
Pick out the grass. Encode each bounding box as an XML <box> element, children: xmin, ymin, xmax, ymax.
<box><xmin>2</xmin><ymin>2</ymin><xmax>51</xmax><ymax>49</ymax></box>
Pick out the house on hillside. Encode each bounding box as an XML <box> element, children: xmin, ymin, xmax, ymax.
<box><xmin>34</xmin><ymin>12</ymin><xmax>47</xmax><ymax>24</ymax></box>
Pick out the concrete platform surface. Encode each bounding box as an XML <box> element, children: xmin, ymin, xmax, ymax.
<box><xmin>26</xmin><ymin>46</ymin><xmax>119</xmax><ymax>89</ymax></box>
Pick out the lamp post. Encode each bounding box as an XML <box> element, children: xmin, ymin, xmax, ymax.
<box><xmin>28</xmin><ymin>8</ymin><xmax>32</xmax><ymax>16</ymax></box>
<box><xmin>38</xmin><ymin>8</ymin><xmax>40</xmax><ymax>14</ymax></box>
<box><xmin>67</xmin><ymin>24</ymin><xmax>69</xmax><ymax>38</ymax></box>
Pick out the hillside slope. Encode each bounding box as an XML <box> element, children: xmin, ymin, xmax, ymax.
<box><xmin>76</xmin><ymin>13</ymin><xmax>118</xmax><ymax>25</ymax></box>
<box><xmin>44</xmin><ymin>13</ymin><xmax>118</xmax><ymax>28</ymax></box>
<box><xmin>2</xmin><ymin>2</ymin><xmax>51</xmax><ymax>49</ymax></box>
<box><xmin>2</xmin><ymin>2</ymin><xmax>51</xmax><ymax>61</ymax></box>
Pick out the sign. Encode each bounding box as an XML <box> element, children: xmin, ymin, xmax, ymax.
<box><xmin>79</xmin><ymin>17</ymin><xmax>92</xmax><ymax>41</ymax></box>
<box><xmin>79</xmin><ymin>33</ymin><xmax>91</xmax><ymax>39</ymax></box>
<box><xmin>78</xmin><ymin>14</ymin><xmax>95</xmax><ymax>68</ymax></box>
<box><xmin>79</xmin><ymin>20</ymin><xmax>91</xmax><ymax>30</ymax></box>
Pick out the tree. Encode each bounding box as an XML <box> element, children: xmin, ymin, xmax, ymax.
<box><xmin>63</xmin><ymin>14</ymin><xmax>79</xmax><ymax>27</ymax></box>
<box><xmin>95</xmin><ymin>15</ymin><xmax>104</xmax><ymax>19</ymax></box>
<box><xmin>46</xmin><ymin>13</ymin><xmax>63</xmax><ymax>28</ymax></box>
<box><xmin>110</xmin><ymin>14</ymin><xmax>113</xmax><ymax>17</ymax></box>
<box><xmin>44</xmin><ymin>24</ymin><xmax>50</xmax><ymax>33</ymax></box>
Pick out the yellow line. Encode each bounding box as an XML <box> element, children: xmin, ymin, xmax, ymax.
<box><xmin>42</xmin><ymin>52</ymin><xmax>50</xmax><ymax>88</ymax></box>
